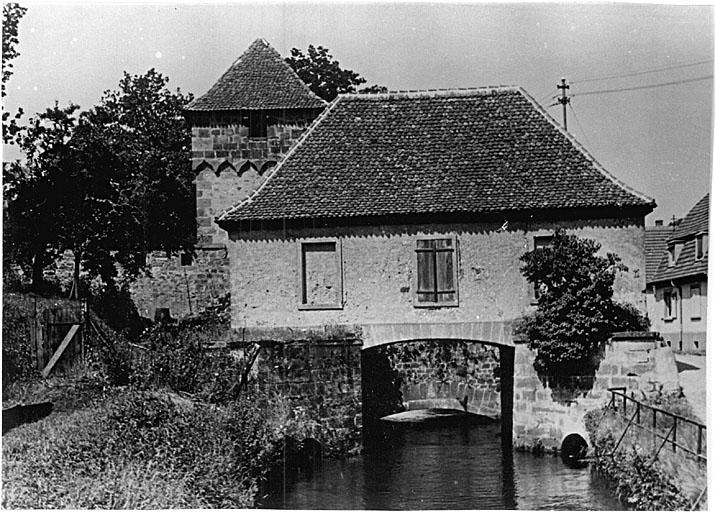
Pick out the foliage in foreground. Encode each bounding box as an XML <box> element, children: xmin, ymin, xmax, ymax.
<box><xmin>2</xmin><ymin>389</ymin><xmax>279</xmax><ymax>509</ymax></box>
<box><xmin>515</xmin><ymin>230</ymin><xmax>649</xmax><ymax>377</ymax></box>
<box><xmin>584</xmin><ymin>398</ymin><xmax>705</xmax><ymax>510</ymax></box>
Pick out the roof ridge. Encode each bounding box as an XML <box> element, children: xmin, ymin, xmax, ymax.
<box><xmin>217</xmin><ymin>95</ymin><xmax>345</xmax><ymax>223</ymax></box>
<box><xmin>518</xmin><ymin>87</ymin><xmax>656</xmax><ymax>207</ymax></box>
<box><xmin>342</xmin><ymin>86</ymin><xmax>520</xmax><ymax>100</ymax></box>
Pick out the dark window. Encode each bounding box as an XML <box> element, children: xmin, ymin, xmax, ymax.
<box><xmin>299</xmin><ymin>240</ymin><xmax>342</xmax><ymax>309</ymax></box>
<box><xmin>532</xmin><ymin>235</ymin><xmax>554</xmax><ymax>300</ymax></box>
<box><xmin>247</xmin><ymin>110</ymin><xmax>267</xmax><ymax>138</ymax></box>
<box><xmin>180</xmin><ymin>252</ymin><xmax>193</xmax><ymax>266</ymax></box>
<box><xmin>415</xmin><ymin>237</ymin><xmax>458</xmax><ymax>306</ymax></box>
<box><xmin>696</xmin><ymin>235</ymin><xmax>705</xmax><ymax>260</ymax></box>
<box><xmin>664</xmin><ymin>289</ymin><xmax>677</xmax><ymax>319</ymax></box>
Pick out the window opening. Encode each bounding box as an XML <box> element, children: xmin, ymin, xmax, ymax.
<box><xmin>299</xmin><ymin>240</ymin><xmax>342</xmax><ymax>309</ymax></box>
<box><xmin>415</xmin><ymin>237</ymin><xmax>458</xmax><ymax>306</ymax></box>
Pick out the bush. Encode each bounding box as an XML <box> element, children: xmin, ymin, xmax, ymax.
<box><xmin>515</xmin><ymin>230</ymin><xmax>649</xmax><ymax>378</ymax></box>
<box><xmin>2</xmin><ymin>296</ymin><xmax>40</xmax><ymax>386</ymax></box>
<box><xmin>585</xmin><ymin>404</ymin><xmax>704</xmax><ymax>510</ymax></box>
<box><xmin>130</xmin><ymin>308</ymin><xmax>245</xmax><ymax>403</ymax></box>
<box><xmin>2</xmin><ymin>389</ymin><xmax>279</xmax><ymax>509</ymax></box>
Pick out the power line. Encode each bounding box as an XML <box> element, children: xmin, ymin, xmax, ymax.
<box><xmin>571</xmin><ymin>74</ymin><xmax>713</xmax><ymax>97</ymax></box>
<box><xmin>572</xmin><ymin>58</ymin><xmax>713</xmax><ymax>84</ymax></box>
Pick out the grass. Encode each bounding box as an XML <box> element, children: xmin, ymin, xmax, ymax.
<box><xmin>2</xmin><ymin>388</ymin><xmax>276</xmax><ymax>509</ymax></box>
<box><xmin>585</xmin><ymin>394</ymin><xmax>707</xmax><ymax>510</ymax></box>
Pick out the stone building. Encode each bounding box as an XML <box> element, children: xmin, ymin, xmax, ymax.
<box><xmin>213</xmin><ymin>87</ymin><xmax>659</xmax><ymax>448</ymax></box>
<box><xmin>130</xmin><ymin>39</ymin><xmax>326</xmax><ymax>319</ymax></box>
<box><xmin>217</xmin><ymin>88</ymin><xmax>655</xmax><ymax>330</ymax></box>
<box><xmin>645</xmin><ymin>194</ymin><xmax>708</xmax><ymax>353</ymax></box>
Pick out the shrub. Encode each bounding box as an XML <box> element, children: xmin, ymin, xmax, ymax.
<box><xmin>585</xmin><ymin>405</ymin><xmax>703</xmax><ymax>510</ymax></box>
<box><xmin>515</xmin><ymin>230</ymin><xmax>649</xmax><ymax>378</ymax></box>
<box><xmin>2</xmin><ymin>294</ymin><xmax>41</xmax><ymax>387</ymax></box>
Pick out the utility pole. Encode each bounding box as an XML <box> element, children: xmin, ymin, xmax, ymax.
<box><xmin>557</xmin><ymin>78</ymin><xmax>570</xmax><ymax>131</ymax></box>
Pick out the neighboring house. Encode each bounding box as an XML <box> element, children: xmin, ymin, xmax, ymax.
<box><xmin>645</xmin><ymin>194</ymin><xmax>709</xmax><ymax>353</ymax></box>
<box><xmin>129</xmin><ymin>39</ymin><xmax>326</xmax><ymax>319</ymax></box>
<box><xmin>215</xmin><ymin>88</ymin><xmax>655</xmax><ymax>332</ymax></box>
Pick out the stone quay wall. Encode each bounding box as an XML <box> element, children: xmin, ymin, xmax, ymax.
<box><xmin>239</xmin><ymin>326</ymin><xmax>363</xmax><ymax>455</ymax></box>
<box><xmin>512</xmin><ymin>332</ymin><xmax>679</xmax><ymax>452</ymax></box>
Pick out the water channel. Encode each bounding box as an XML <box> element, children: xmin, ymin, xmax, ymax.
<box><xmin>260</xmin><ymin>414</ymin><xmax>623</xmax><ymax>510</ymax></box>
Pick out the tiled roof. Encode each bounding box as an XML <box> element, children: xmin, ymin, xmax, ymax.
<box><xmin>219</xmin><ymin>87</ymin><xmax>655</xmax><ymax>223</ymax></box>
<box><xmin>185</xmin><ymin>38</ymin><xmax>326</xmax><ymax>111</ymax></box>
<box><xmin>648</xmin><ymin>194</ymin><xmax>709</xmax><ymax>284</ymax></box>
<box><xmin>669</xmin><ymin>194</ymin><xmax>709</xmax><ymax>241</ymax></box>
<box><xmin>645</xmin><ymin>226</ymin><xmax>673</xmax><ymax>283</ymax></box>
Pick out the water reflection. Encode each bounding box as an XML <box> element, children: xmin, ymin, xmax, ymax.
<box><xmin>260</xmin><ymin>418</ymin><xmax>622</xmax><ymax>510</ymax></box>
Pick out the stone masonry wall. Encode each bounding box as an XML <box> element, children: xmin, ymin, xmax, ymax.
<box><xmin>191</xmin><ymin>110</ymin><xmax>320</xmax><ymax>246</ymax></box>
<box><xmin>228</xmin><ymin>216</ymin><xmax>647</xmax><ymax>329</ymax></box>
<box><xmin>512</xmin><ymin>332</ymin><xmax>679</xmax><ymax>452</ymax></box>
<box><xmin>381</xmin><ymin>340</ymin><xmax>501</xmax><ymax>418</ymax></box>
<box><xmin>246</xmin><ymin>327</ymin><xmax>362</xmax><ymax>455</ymax></box>
<box><xmin>129</xmin><ymin>247</ymin><xmax>229</xmax><ymax>320</ymax></box>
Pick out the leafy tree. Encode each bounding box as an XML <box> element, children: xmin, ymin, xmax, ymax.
<box><xmin>2</xmin><ymin>3</ymin><xmax>27</xmax><ymax>143</ymax></box>
<box><xmin>2</xmin><ymin>2</ymin><xmax>26</xmax><ymax>96</ymax></box>
<box><xmin>515</xmin><ymin>230</ymin><xmax>648</xmax><ymax>379</ymax></box>
<box><xmin>286</xmin><ymin>45</ymin><xmax>385</xmax><ymax>102</ymax></box>
<box><xmin>6</xmin><ymin>103</ymin><xmax>145</xmax><ymax>296</ymax></box>
<box><xmin>85</xmin><ymin>69</ymin><xmax>194</xmax><ymax>254</ymax></box>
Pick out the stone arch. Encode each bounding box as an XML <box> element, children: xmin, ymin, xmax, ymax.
<box><xmin>360</xmin><ymin>332</ymin><xmax>515</xmax><ymax>448</ymax></box>
<box><xmin>560</xmin><ymin>432</ymin><xmax>589</xmax><ymax>464</ymax></box>
<box><xmin>238</xmin><ymin>160</ymin><xmax>258</xmax><ymax>177</ymax></box>
<box><xmin>216</xmin><ymin>160</ymin><xmax>236</xmax><ymax>176</ymax></box>
<box><xmin>194</xmin><ymin>160</ymin><xmax>214</xmax><ymax>175</ymax></box>
<box><xmin>260</xmin><ymin>160</ymin><xmax>278</xmax><ymax>175</ymax></box>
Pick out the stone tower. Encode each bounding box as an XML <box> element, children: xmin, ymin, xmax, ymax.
<box><xmin>184</xmin><ymin>38</ymin><xmax>326</xmax><ymax>245</ymax></box>
<box><xmin>130</xmin><ymin>38</ymin><xmax>326</xmax><ymax>320</ymax></box>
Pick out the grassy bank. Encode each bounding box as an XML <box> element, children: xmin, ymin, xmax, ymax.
<box><xmin>3</xmin><ymin>387</ymin><xmax>280</xmax><ymax>508</ymax></box>
<box><xmin>2</xmin><ymin>293</ymin><xmax>361</xmax><ymax>508</ymax></box>
<box><xmin>585</xmin><ymin>394</ymin><xmax>707</xmax><ymax>510</ymax></box>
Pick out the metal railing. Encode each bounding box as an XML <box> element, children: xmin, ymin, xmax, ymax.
<box><xmin>607</xmin><ymin>387</ymin><xmax>706</xmax><ymax>464</ymax></box>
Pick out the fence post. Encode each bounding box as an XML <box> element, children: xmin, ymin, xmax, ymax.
<box><xmin>636</xmin><ymin>401</ymin><xmax>641</xmax><ymax>425</ymax></box>
<box><xmin>623</xmin><ymin>392</ymin><xmax>627</xmax><ymax>414</ymax></box>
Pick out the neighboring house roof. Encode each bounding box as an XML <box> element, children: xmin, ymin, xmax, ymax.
<box><xmin>669</xmin><ymin>194</ymin><xmax>709</xmax><ymax>242</ymax></box>
<box><xmin>645</xmin><ymin>226</ymin><xmax>673</xmax><ymax>283</ymax></box>
<box><xmin>648</xmin><ymin>194</ymin><xmax>709</xmax><ymax>285</ymax></box>
<box><xmin>185</xmin><ymin>38</ymin><xmax>326</xmax><ymax>111</ymax></box>
<box><xmin>218</xmin><ymin>87</ymin><xmax>655</xmax><ymax>223</ymax></box>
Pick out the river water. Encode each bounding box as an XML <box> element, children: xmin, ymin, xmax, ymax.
<box><xmin>260</xmin><ymin>416</ymin><xmax>623</xmax><ymax>510</ymax></box>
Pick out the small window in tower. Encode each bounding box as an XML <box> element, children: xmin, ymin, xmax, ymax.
<box><xmin>180</xmin><ymin>252</ymin><xmax>193</xmax><ymax>266</ymax></box>
<box><xmin>248</xmin><ymin>110</ymin><xmax>267</xmax><ymax>138</ymax></box>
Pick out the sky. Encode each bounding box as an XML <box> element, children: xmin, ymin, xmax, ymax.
<box><xmin>2</xmin><ymin>2</ymin><xmax>712</xmax><ymax>224</ymax></box>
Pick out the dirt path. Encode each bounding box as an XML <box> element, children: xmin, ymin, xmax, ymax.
<box><xmin>674</xmin><ymin>353</ymin><xmax>706</xmax><ymax>423</ymax></box>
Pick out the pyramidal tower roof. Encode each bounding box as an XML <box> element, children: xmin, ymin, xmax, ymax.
<box><xmin>185</xmin><ymin>38</ymin><xmax>326</xmax><ymax>111</ymax></box>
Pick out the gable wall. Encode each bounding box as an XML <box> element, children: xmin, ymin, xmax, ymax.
<box><xmin>227</xmin><ymin>216</ymin><xmax>646</xmax><ymax>330</ymax></box>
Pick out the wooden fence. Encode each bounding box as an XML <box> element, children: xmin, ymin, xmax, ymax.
<box><xmin>30</xmin><ymin>301</ymin><xmax>87</xmax><ymax>377</ymax></box>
